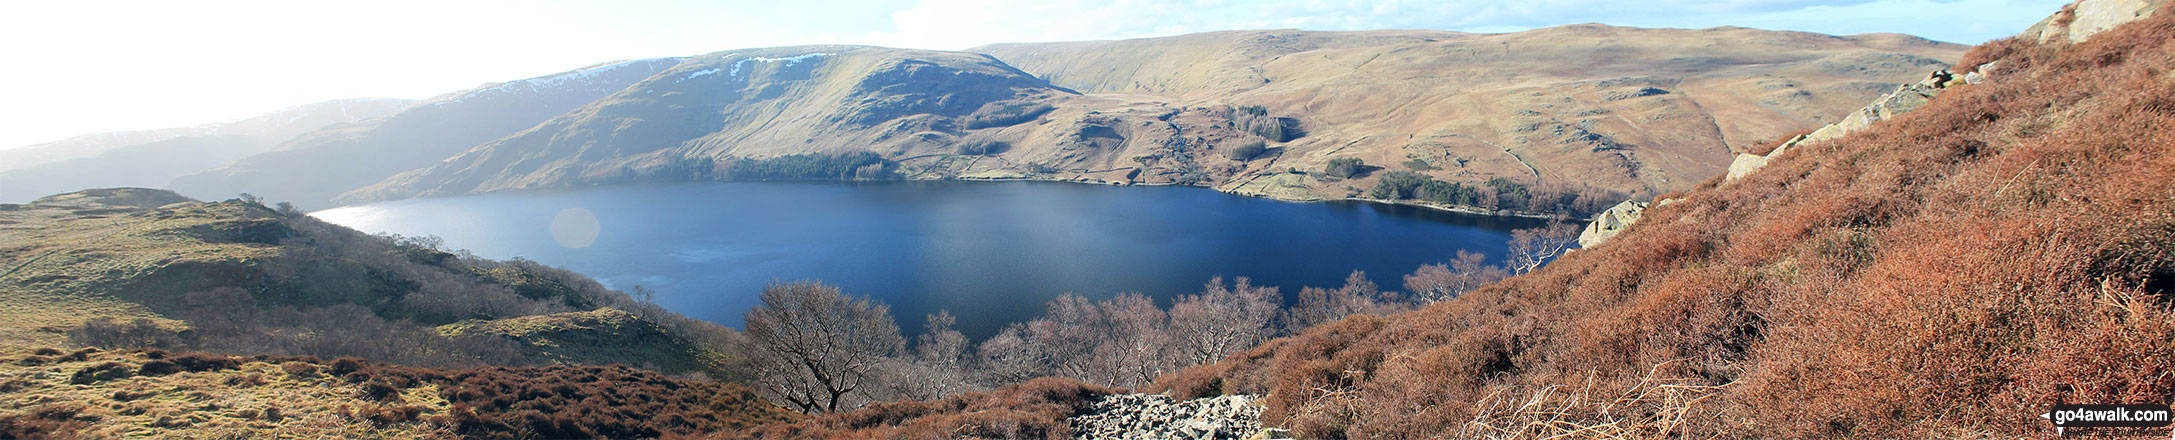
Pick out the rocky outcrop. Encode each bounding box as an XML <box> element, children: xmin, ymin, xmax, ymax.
<box><xmin>2023</xmin><ymin>0</ymin><xmax>2164</xmax><ymax>44</ymax></box>
<box><xmin>1578</xmin><ymin>200</ymin><xmax>1650</xmax><ymax>248</ymax></box>
<box><xmin>1726</xmin><ymin>0</ymin><xmax>2167</xmax><ymax>186</ymax></box>
<box><xmin>1726</xmin><ymin>67</ymin><xmax>1968</xmax><ymax>183</ymax></box>
<box><xmin>1802</xmin><ymin>70</ymin><xmax>1954</xmax><ymax>144</ymax></box>
<box><xmin>1070</xmin><ymin>393</ymin><xmax>1268</xmax><ymax>440</ymax></box>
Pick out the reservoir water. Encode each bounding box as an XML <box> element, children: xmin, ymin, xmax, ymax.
<box><xmin>312</xmin><ymin>181</ymin><xmax>1549</xmax><ymax>338</ymax></box>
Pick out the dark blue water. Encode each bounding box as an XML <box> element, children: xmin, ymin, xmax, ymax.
<box><xmin>313</xmin><ymin>181</ymin><xmax>1547</xmax><ymax>338</ymax></box>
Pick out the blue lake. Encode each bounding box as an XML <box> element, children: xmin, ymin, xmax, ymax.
<box><xmin>312</xmin><ymin>181</ymin><xmax>1549</xmax><ymax>338</ymax></box>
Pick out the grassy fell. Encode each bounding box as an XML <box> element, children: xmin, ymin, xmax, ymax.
<box><xmin>441</xmin><ymin>307</ymin><xmax>744</xmax><ymax>381</ymax></box>
<box><xmin>1</xmin><ymin>187</ymin><xmax>749</xmax><ymax>380</ymax></box>
<box><xmin>0</xmin><ymin>195</ymin><xmax>285</xmax><ymax>347</ymax></box>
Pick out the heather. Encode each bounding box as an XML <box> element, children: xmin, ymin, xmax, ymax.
<box><xmin>1153</xmin><ymin>5</ymin><xmax>2175</xmax><ymax>437</ymax></box>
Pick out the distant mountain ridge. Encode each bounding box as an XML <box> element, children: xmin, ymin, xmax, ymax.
<box><xmin>0</xmin><ymin>98</ymin><xmax>415</xmax><ymax>173</ymax></box>
<box><xmin>0</xmin><ymin>135</ymin><xmax>276</xmax><ymax>203</ymax></box>
<box><xmin>167</xmin><ymin>58</ymin><xmax>685</xmax><ymax>209</ymax></box>
<box><xmin>341</xmin><ymin>27</ymin><xmax>1964</xmax><ymax>210</ymax></box>
<box><xmin>340</xmin><ymin>26</ymin><xmax>1961</xmax><ymax>211</ymax></box>
<box><xmin>340</xmin><ymin>45</ymin><xmax>1258</xmax><ymax>202</ymax></box>
<box><xmin>27</xmin><ymin>25</ymin><xmax>1966</xmax><ymax>215</ymax></box>
<box><xmin>976</xmin><ymin>26</ymin><xmax>1964</xmax><ymax>198</ymax></box>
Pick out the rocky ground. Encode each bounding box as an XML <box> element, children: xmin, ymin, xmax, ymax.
<box><xmin>1069</xmin><ymin>393</ymin><xmax>1288</xmax><ymax>440</ymax></box>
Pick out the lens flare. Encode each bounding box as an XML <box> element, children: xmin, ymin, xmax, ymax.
<box><xmin>551</xmin><ymin>207</ymin><xmax>600</xmax><ymax>249</ymax></box>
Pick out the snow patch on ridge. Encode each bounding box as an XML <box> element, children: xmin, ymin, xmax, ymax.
<box><xmin>727</xmin><ymin>53</ymin><xmax>833</xmax><ymax>79</ymax></box>
<box><xmin>427</xmin><ymin>57</ymin><xmax>682</xmax><ymax>107</ymax></box>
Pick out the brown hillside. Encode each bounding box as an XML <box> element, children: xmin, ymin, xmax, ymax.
<box><xmin>717</xmin><ymin>377</ymin><xmax>1117</xmax><ymax>440</ymax></box>
<box><xmin>1146</xmin><ymin>3</ymin><xmax>2175</xmax><ymax>438</ymax></box>
<box><xmin>977</xmin><ymin>27</ymin><xmax>1968</xmax><ymax>198</ymax></box>
<box><xmin>0</xmin><ymin>347</ymin><xmax>792</xmax><ymax>439</ymax></box>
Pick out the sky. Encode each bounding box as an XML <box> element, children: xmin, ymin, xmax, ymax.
<box><xmin>0</xmin><ymin>0</ymin><xmax>2068</xmax><ymax>150</ymax></box>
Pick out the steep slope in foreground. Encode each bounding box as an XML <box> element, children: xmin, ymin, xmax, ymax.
<box><xmin>0</xmin><ymin>98</ymin><xmax>415</xmax><ymax>173</ymax></box>
<box><xmin>976</xmin><ymin>27</ymin><xmax>1967</xmax><ymax>199</ymax></box>
<box><xmin>169</xmin><ymin>58</ymin><xmax>682</xmax><ymax>209</ymax></box>
<box><xmin>0</xmin><ymin>348</ymin><xmax>792</xmax><ymax>439</ymax></box>
<box><xmin>0</xmin><ymin>188</ymin><xmax>744</xmax><ymax>380</ymax></box>
<box><xmin>1145</xmin><ymin>2</ymin><xmax>2175</xmax><ymax>438</ymax></box>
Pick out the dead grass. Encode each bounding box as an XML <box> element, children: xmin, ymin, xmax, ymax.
<box><xmin>0</xmin><ymin>347</ymin><xmax>457</xmax><ymax>439</ymax></box>
<box><xmin>1453</xmin><ymin>361</ymin><xmax>1726</xmax><ymax>440</ymax></box>
<box><xmin>0</xmin><ymin>347</ymin><xmax>793</xmax><ymax>439</ymax></box>
<box><xmin>722</xmin><ymin>377</ymin><xmax>1117</xmax><ymax>440</ymax></box>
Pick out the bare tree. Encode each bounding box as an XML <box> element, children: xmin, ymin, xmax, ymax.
<box><xmin>1405</xmin><ymin>250</ymin><xmax>1511</xmax><ymax>303</ymax></box>
<box><xmin>1285</xmin><ymin>271</ymin><xmax>1407</xmax><ymax>332</ymax></box>
<box><xmin>973</xmin><ymin>326</ymin><xmax>1046</xmax><ymax>385</ymax></box>
<box><xmin>1506</xmin><ymin>223</ymin><xmax>1581</xmax><ymax>274</ymax></box>
<box><xmin>1022</xmin><ymin>293</ymin><xmax>1104</xmax><ymax>381</ymax></box>
<box><xmin>744</xmin><ymin>281</ymin><xmax>903</xmax><ymax>413</ymax></box>
<box><xmin>1168</xmin><ymin>277</ymin><xmax>1281</xmax><ymax>366</ymax></box>
<box><xmin>872</xmin><ymin>310</ymin><xmax>981</xmax><ymax>401</ymax></box>
<box><xmin>914</xmin><ymin>311</ymin><xmax>968</xmax><ymax>370</ymax></box>
<box><xmin>1088</xmin><ymin>292</ymin><xmax>1174</xmax><ymax>388</ymax></box>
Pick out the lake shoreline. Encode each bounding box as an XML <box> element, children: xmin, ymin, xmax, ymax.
<box><xmin>412</xmin><ymin>175</ymin><xmax>1576</xmax><ymax>223</ymax></box>
<box><xmin>939</xmin><ymin>175</ymin><xmax>1572</xmax><ymax>222</ymax></box>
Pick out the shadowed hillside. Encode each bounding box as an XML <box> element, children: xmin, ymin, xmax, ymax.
<box><xmin>168</xmin><ymin>58</ymin><xmax>684</xmax><ymax>209</ymax></box>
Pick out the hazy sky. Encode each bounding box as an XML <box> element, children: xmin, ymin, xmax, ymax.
<box><xmin>0</xmin><ymin>0</ymin><xmax>2065</xmax><ymax>150</ymax></box>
